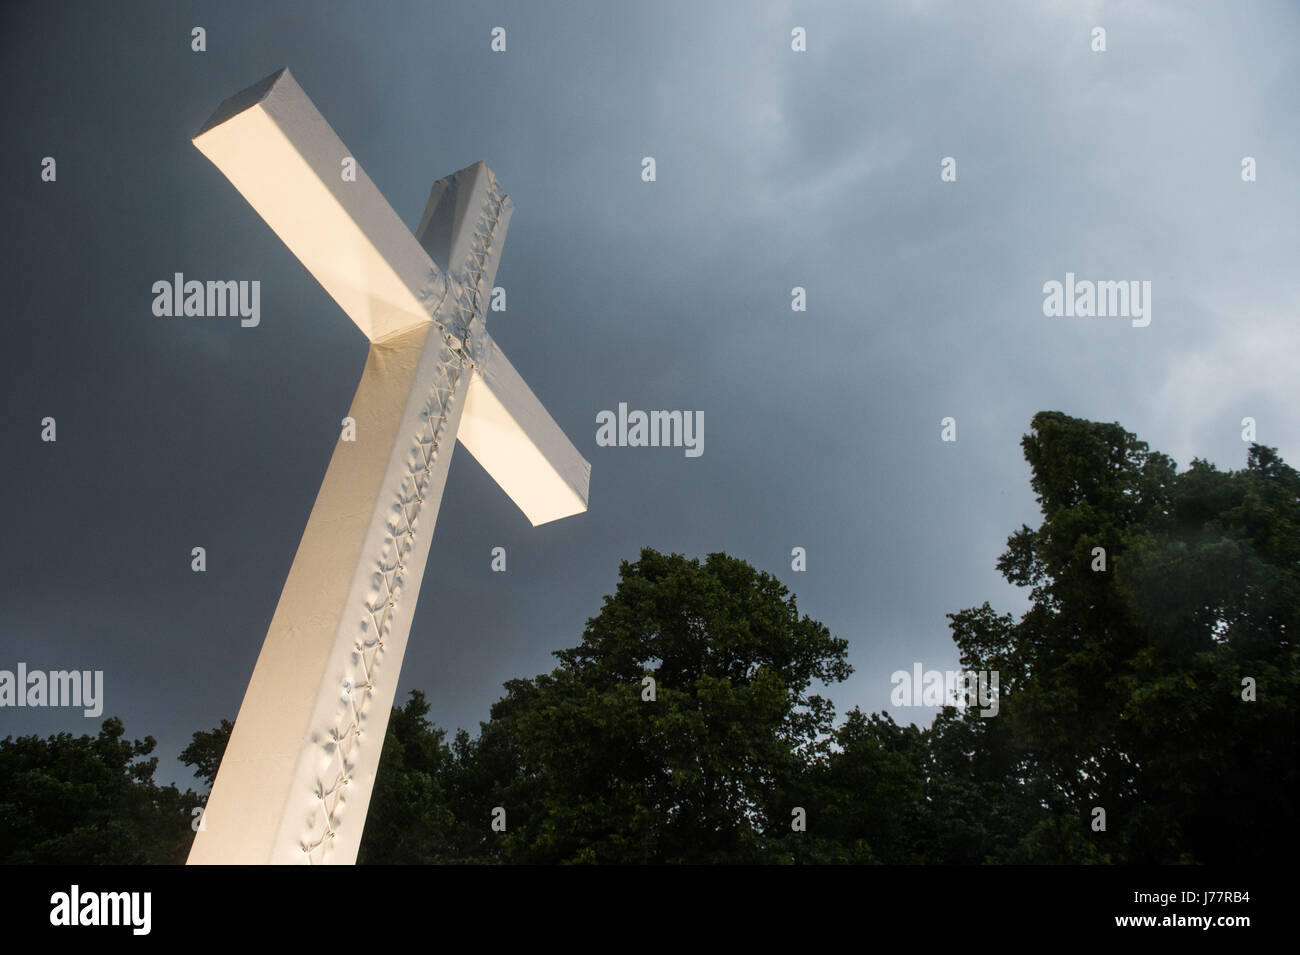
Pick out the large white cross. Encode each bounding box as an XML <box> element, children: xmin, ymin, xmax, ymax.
<box><xmin>185</xmin><ymin>68</ymin><xmax>589</xmax><ymax>865</ymax></box>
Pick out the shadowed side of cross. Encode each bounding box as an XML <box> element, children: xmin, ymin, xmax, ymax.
<box><xmin>185</xmin><ymin>68</ymin><xmax>589</xmax><ymax>864</ymax></box>
<box><xmin>416</xmin><ymin>162</ymin><xmax>590</xmax><ymax>525</ymax></box>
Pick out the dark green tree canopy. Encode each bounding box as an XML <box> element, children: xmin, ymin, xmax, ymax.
<box><xmin>472</xmin><ymin>549</ymin><xmax>852</xmax><ymax>863</ymax></box>
<box><xmin>0</xmin><ymin>718</ymin><xmax>200</xmax><ymax>864</ymax></box>
<box><xmin>179</xmin><ymin>718</ymin><xmax>233</xmax><ymax>791</ymax></box>
<box><xmin>953</xmin><ymin>411</ymin><xmax>1299</xmax><ymax>863</ymax></box>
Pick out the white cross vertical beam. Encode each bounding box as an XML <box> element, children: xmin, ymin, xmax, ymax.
<box><xmin>185</xmin><ymin>68</ymin><xmax>589</xmax><ymax>864</ymax></box>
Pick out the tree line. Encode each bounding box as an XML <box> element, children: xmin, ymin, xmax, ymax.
<box><xmin>3</xmin><ymin>412</ymin><xmax>1295</xmax><ymax>864</ymax></box>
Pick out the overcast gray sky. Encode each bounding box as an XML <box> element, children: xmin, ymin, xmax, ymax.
<box><xmin>3</xmin><ymin>0</ymin><xmax>1297</xmax><ymax>788</ymax></box>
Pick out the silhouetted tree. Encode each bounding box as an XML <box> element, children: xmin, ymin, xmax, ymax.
<box><xmin>948</xmin><ymin>411</ymin><xmax>1300</xmax><ymax>863</ymax></box>
<box><xmin>0</xmin><ymin>717</ymin><xmax>200</xmax><ymax>864</ymax></box>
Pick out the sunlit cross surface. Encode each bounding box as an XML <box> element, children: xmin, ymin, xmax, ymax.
<box><xmin>186</xmin><ymin>68</ymin><xmax>590</xmax><ymax>864</ymax></box>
